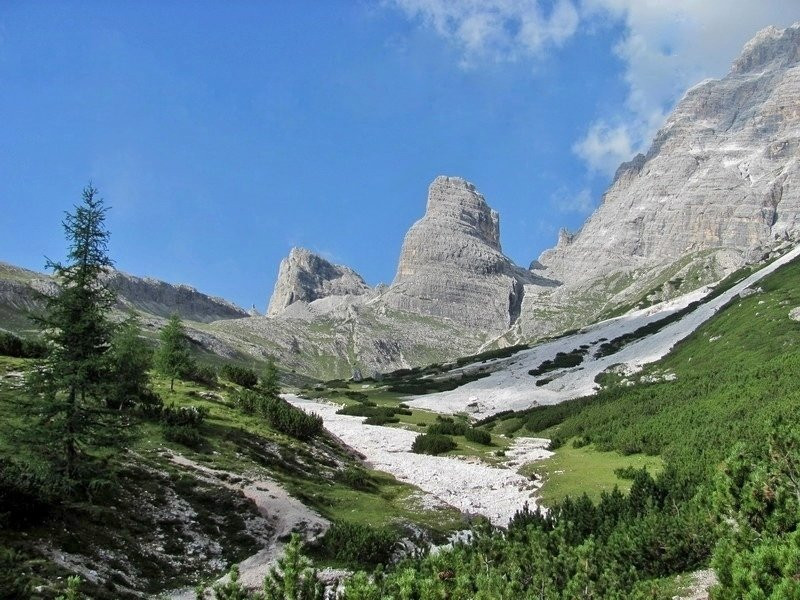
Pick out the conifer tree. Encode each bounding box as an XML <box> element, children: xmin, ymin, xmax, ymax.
<box><xmin>155</xmin><ymin>314</ymin><xmax>193</xmax><ymax>392</ymax></box>
<box><xmin>261</xmin><ymin>534</ymin><xmax>324</xmax><ymax>600</ymax></box>
<box><xmin>260</xmin><ymin>358</ymin><xmax>281</xmax><ymax>398</ymax></box>
<box><xmin>27</xmin><ymin>184</ymin><xmax>119</xmax><ymax>480</ymax></box>
<box><xmin>108</xmin><ymin>312</ymin><xmax>153</xmax><ymax>409</ymax></box>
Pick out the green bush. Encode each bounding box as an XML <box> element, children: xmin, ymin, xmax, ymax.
<box><xmin>318</xmin><ymin>521</ymin><xmax>398</xmax><ymax>566</ymax></box>
<box><xmin>0</xmin><ymin>546</ymin><xmax>33</xmax><ymax>599</ymax></box>
<box><xmin>163</xmin><ymin>424</ymin><xmax>203</xmax><ymax>448</ymax></box>
<box><xmin>187</xmin><ymin>364</ymin><xmax>217</xmax><ymax>386</ymax></box>
<box><xmin>161</xmin><ymin>404</ymin><xmax>208</xmax><ymax>448</ymax></box>
<box><xmin>343</xmin><ymin>391</ymin><xmax>369</xmax><ymax>402</ymax></box>
<box><xmin>411</xmin><ymin>433</ymin><xmax>456</xmax><ymax>455</ymax></box>
<box><xmin>0</xmin><ymin>331</ymin><xmax>48</xmax><ymax>358</ymax></box>
<box><xmin>427</xmin><ymin>417</ymin><xmax>467</xmax><ymax>436</ymax></box>
<box><xmin>220</xmin><ymin>364</ymin><xmax>259</xmax><ymax>388</ymax></box>
<box><xmin>339</xmin><ymin>467</ymin><xmax>374</xmax><ymax>491</ymax></box>
<box><xmin>363</xmin><ymin>415</ymin><xmax>399</xmax><ymax>426</ymax></box>
<box><xmin>161</xmin><ymin>404</ymin><xmax>209</xmax><ymax>427</ymax></box>
<box><xmin>259</xmin><ymin>395</ymin><xmax>323</xmax><ymax>440</ymax></box>
<box><xmin>464</xmin><ymin>428</ymin><xmax>492</xmax><ymax>445</ymax></box>
<box><xmin>231</xmin><ymin>389</ymin><xmax>260</xmax><ymax>414</ymax></box>
<box><xmin>0</xmin><ymin>458</ymin><xmax>66</xmax><ymax>527</ymax></box>
<box><xmin>528</xmin><ymin>348</ymin><xmax>586</xmax><ymax>376</ymax></box>
<box><xmin>337</xmin><ymin>405</ymin><xmax>409</xmax><ymax>419</ymax></box>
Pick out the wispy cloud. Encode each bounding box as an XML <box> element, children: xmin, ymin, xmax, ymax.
<box><xmin>385</xmin><ymin>0</ymin><xmax>800</xmax><ymax>175</ymax></box>
<box><xmin>386</xmin><ymin>0</ymin><xmax>580</xmax><ymax>66</ymax></box>
<box><xmin>550</xmin><ymin>186</ymin><xmax>595</xmax><ymax>214</ymax></box>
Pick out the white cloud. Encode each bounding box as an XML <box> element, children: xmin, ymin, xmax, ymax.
<box><xmin>386</xmin><ymin>0</ymin><xmax>800</xmax><ymax>174</ymax></box>
<box><xmin>386</xmin><ymin>0</ymin><xmax>580</xmax><ymax>65</ymax></box>
<box><xmin>575</xmin><ymin>0</ymin><xmax>800</xmax><ymax>175</ymax></box>
<box><xmin>551</xmin><ymin>186</ymin><xmax>595</xmax><ymax>213</ymax></box>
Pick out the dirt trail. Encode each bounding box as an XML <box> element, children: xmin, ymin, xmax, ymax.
<box><xmin>168</xmin><ymin>453</ymin><xmax>328</xmax><ymax>596</ymax></box>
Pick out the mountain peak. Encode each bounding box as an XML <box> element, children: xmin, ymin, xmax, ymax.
<box><xmin>422</xmin><ymin>175</ymin><xmax>501</xmax><ymax>252</ymax></box>
<box><xmin>382</xmin><ymin>176</ymin><xmax>534</xmax><ymax>332</ymax></box>
<box><xmin>266</xmin><ymin>247</ymin><xmax>370</xmax><ymax>316</ymax></box>
<box><xmin>732</xmin><ymin>22</ymin><xmax>800</xmax><ymax>74</ymax></box>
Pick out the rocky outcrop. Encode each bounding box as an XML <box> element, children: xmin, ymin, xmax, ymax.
<box><xmin>540</xmin><ymin>22</ymin><xmax>800</xmax><ymax>285</ymax></box>
<box><xmin>382</xmin><ymin>176</ymin><xmax>552</xmax><ymax>333</ymax></box>
<box><xmin>0</xmin><ymin>261</ymin><xmax>248</xmax><ymax>325</ymax></box>
<box><xmin>108</xmin><ymin>272</ymin><xmax>248</xmax><ymax>323</ymax></box>
<box><xmin>266</xmin><ymin>248</ymin><xmax>371</xmax><ymax>316</ymax></box>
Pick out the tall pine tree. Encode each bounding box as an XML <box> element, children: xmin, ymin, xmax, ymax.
<box><xmin>27</xmin><ymin>185</ymin><xmax>120</xmax><ymax>480</ymax></box>
<box><xmin>260</xmin><ymin>357</ymin><xmax>281</xmax><ymax>398</ymax></box>
<box><xmin>108</xmin><ymin>312</ymin><xmax>154</xmax><ymax>409</ymax></box>
<box><xmin>155</xmin><ymin>314</ymin><xmax>193</xmax><ymax>392</ymax></box>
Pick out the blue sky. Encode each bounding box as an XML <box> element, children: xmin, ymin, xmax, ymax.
<box><xmin>2</xmin><ymin>1</ymin><xmax>799</xmax><ymax>310</ymax></box>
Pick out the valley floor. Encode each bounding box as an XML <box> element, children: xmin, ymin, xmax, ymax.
<box><xmin>288</xmin><ymin>395</ymin><xmax>553</xmax><ymax>525</ymax></box>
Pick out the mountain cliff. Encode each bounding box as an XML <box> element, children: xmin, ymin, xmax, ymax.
<box><xmin>266</xmin><ymin>248</ymin><xmax>371</xmax><ymax>316</ymax></box>
<box><xmin>539</xmin><ymin>22</ymin><xmax>800</xmax><ymax>285</ymax></box>
<box><xmin>382</xmin><ymin>176</ymin><xmax>551</xmax><ymax>333</ymax></box>
<box><xmin>0</xmin><ymin>262</ymin><xmax>248</xmax><ymax>325</ymax></box>
<box><xmin>3</xmin><ymin>24</ymin><xmax>800</xmax><ymax>379</ymax></box>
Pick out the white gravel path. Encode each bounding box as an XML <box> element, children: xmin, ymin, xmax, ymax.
<box><xmin>408</xmin><ymin>244</ymin><xmax>800</xmax><ymax>418</ymax></box>
<box><xmin>168</xmin><ymin>454</ymin><xmax>328</xmax><ymax>597</ymax></box>
<box><xmin>287</xmin><ymin>396</ymin><xmax>552</xmax><ymax>526</ymax></box>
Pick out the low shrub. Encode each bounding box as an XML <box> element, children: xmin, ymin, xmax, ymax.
<box><xmin>259</xmin><ymin>395</ymin><xmax>323</xmax><ymax>440</ymax></box>
<box><xmin>161</xmin><ymin>404</ymin><xmax>209</xmax><ymax>427</ymax></box>
<box><xmin>0</xmin><ymin>459</ymin><xmax>65</xmax><ymax>527</ymax></box>
<box><xmin>427</xmin><ymin>420</ymin><xmax>468</xmax><ymax>436</ymax></box>
<box><xmin>187</xmin><ymin>364</ymin><xmax>217</xmax><ymax>386</ymax></box>
<box><xmin>364</xmin><ymin>415</ymin><xmax>399</xmax><ymax>426</ymax></box>
<box><xmin>464</xmin><ymin>428</ymin><xmax>492</xmax><ymax>445</ymax></box>
<box><xmin>0</xmin><ymin>331</ymin><xmax>48</xmax><ymax>358</ymax></box>
<box><xmin>317</xmin><ymin>521</ymin><xmax>399</xmax><ymax>566</ymax></box>
<box><xmin>220</xmin><ymin>364</ymin><xmax>258</xmax><ymax>388</ymax></box>
<box><xmin>337</xmin><ymin>405</ymin><xmax>409</xmax><ymax>418</ymax></box>
<box><xmin>163</xmin><ymin>424</ymin><xmax>203</xmax><ymax>448</ymax></box>
<box><xmin>0</xmin><ymin>547</ymin><xmax>33</xmax><ymax>599</ymax></box>
<box><xmin>525</xmin><ymin>406</ymin><xmax>568</xmax><ymax>433</ymax></box>
<box><xmin>161</xmin><ymin>404</ymin><xmax>209</xmax><ymax>448</ymax></box>
<box><xmin>528</xmin><ymin>348</ymin><xmax>587</xmax><ymax>376</ymax></box>
<box><xmin>339</xmin><ymin>467</ymin><xmax>374</xmax><ymax>491</ymax></box>
<box><xmin>231</xmin><ymin>389</ymin><xmax>261</xmax><ymax>414</ymax></box>
<box><xmin>411</xmin><ymin>433</ymin><xmax>457</xmax><ymax>455</ymax></box>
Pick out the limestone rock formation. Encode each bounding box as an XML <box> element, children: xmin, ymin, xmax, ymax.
<box><xmin>539</xmin><ymin>22</ymin><xmax>800</xmax><ymax>285</ymax></box>
<box><xmin>108</xmin><ymin>271</ymin><xmax>248</xmax><ymax>323</ymax></box>
<box><xmin>0</xmin><ymin>261</ymin><xmax>248</xmax><ymax>325</ymax></box>
<box><xmin>266</xmin><ymin>247</ymin><xmax>371</xmax><ymax>316</ymax></box>
<box><xmin>382</xmin><ymin>176</ymin><xmax>552</xmax><ymax>333</ymax></box>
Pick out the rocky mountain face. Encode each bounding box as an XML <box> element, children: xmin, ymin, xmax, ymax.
<box><xmin>266</xmin><ymin>248</ymin><xmax>372</xmax><ymax>316</ymax></box>
<box><xmin>0</xmin><ymin>262</ymin><xmax>248</xmax><ymax>326</ymax></box>
<box><xmin>381</xmin><ymin>176</ymin><xmax>553</xmax><ymax>333</ymax></box>
<box><xmin>539</xmin><ymin>22</ymin><xmax>800</xmax><ymax>286</ymax></box>
<box><xmin>4</xmin><ymin>24</ymin><xmax>800</xmax><ymax>379</ymax></box>
<box><xmin>228</xmin><ymin>177</ymin><xmax>536</xmax><ymax>378</ymax></box>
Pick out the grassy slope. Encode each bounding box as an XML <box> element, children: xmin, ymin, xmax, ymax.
<box><xmin>520</xmin><ymin>443</ymin><xmax>663</xmax><ymax>506</ymax></box>
<box><xmin>0</xmin><ymin>358</ymin><xmax>464</xmax><ymax>598</ymax></box>
<box><xmin>491</xmin><ymin>253</ymin><xmax>800</xmax><ymax>485</ymax></box>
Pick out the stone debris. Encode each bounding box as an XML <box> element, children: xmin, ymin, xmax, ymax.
<box><xmin>287</xmin><ymin>395</ymin><xmax>553</xmax><ymax>527</ymax></box>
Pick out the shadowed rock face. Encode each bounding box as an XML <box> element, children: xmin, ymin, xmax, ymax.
<box><xmin>266</xmin><ymin>247</ymin><xmax>371</xmax><ymax>316</ymax></box>
<box><xmin>540</xmin><ymin>22</ymin><xmax>800</xmax><ymax>285</ymax></box>
<box><xmin>381</xmin><ymin>176</ymin><xmax>542</xmax><ymax>334</ymax></box>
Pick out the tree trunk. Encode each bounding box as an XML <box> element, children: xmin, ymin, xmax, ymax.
<box><xmin>65</xmin><ymin>386</ymin><xmax>77</xmax><ymax>478</ymax></box>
